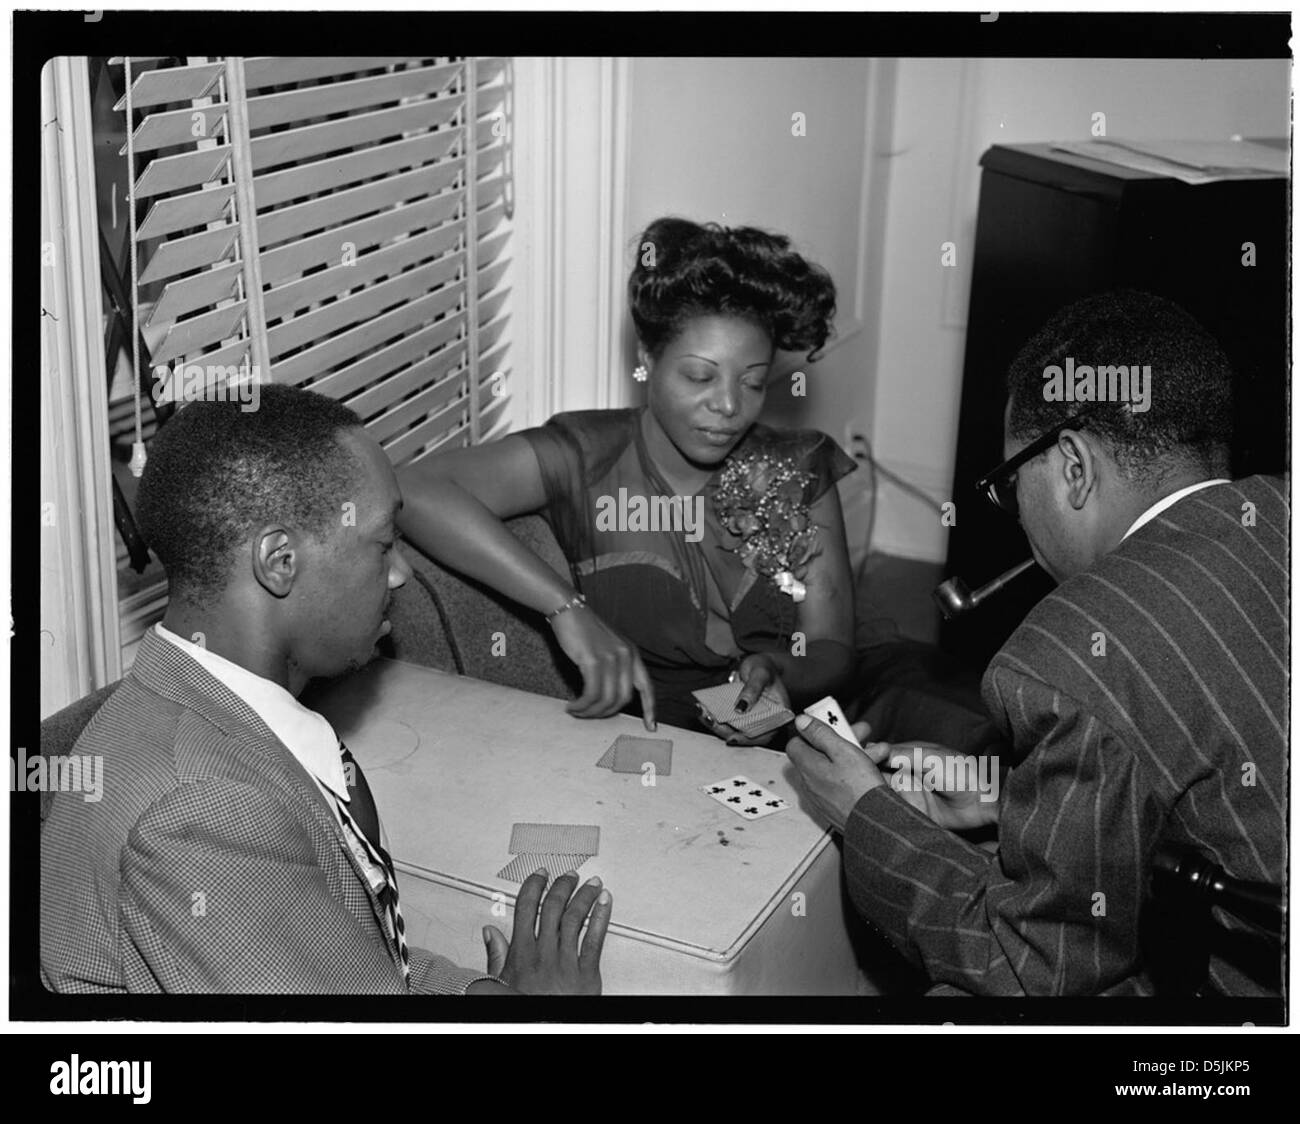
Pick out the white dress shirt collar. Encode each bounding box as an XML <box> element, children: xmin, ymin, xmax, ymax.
<box><xmin>153</xmin><ymin>623</ymin><xmax>350</xmax><ymax>809</ymax></box>
<box><xmin>1122</xmin><ymin>478</ymin><xmax>1231</xmax><ymax>541</ymax></box>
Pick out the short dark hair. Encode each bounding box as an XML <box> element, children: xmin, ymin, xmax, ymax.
<box><xmin>628</xmin><ymin>216</ymin><xmax>837</xmax><ymax>361</ymax></box>
<box><xmin>136</xmin><ymin>384</ymin><xmax>364</xmax><ymax>602</ymax></box>
<box><xmin>1006</xmin><ymin>290</ymin><xmax>1234</xmax><ymax>482</ymax></box>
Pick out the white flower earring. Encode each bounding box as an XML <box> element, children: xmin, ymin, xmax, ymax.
<box><xmin>632</xmin><ymin>364</ymin><xmax>648</xmax><ymax>382</ymax></box>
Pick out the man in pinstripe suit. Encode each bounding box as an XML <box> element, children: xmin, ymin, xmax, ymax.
<box><xmin>41</xmin><ymin>385</ymin><xmax>611</xmax><ymax>994</ymax></box>
<box><xmin>789</xmin><ymin>291</ymin><xmax>1286</xmax><ymax>996</ymax></box>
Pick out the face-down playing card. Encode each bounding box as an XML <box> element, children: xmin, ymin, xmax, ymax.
<box><xmin>692</xmin><ymin>681</ymin><xmax>794</xmax><ymax>738</ymax></box>
<box><xmin>496</xmin><ymin>853</ymin><xmax>592</xmax><ymax>883</ymax></box>
<box><xmin>700</xmin><ymin>775</ymin><xmax>790</xmax><ymax>820</ymax></box>
<box><xmin>597</xmin><ymin>734</ymin><xmax>673</xmax><ymax>775</ymax></box>
<box><xmin>508</xmin><ymin>822</ymin><xmax>600</xmax><ymax>857</ymax></box>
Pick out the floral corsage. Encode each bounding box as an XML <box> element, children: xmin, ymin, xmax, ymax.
<box><xmin>713</xmin><ymin>451</ymin><xmax>820</xmax><ymax>602</ymax></box>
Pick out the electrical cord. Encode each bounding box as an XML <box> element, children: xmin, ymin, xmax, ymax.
<box><xmin>847</xmin><ymin>432</ymin><xmax>946</xmax><ymax>588</ymax></box>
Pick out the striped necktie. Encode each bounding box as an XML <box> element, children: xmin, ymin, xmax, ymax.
<box><xmin>337</xmin><ymin>741</ymin><xmax>410</xmax><ymax>985</ymax></box>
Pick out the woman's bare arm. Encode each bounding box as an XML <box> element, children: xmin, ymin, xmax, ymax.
<box><xmin>397</xmin><ymin>435</ymin><xmax>657</xmax><ymax>726</ymax></box>
<box><xmin>396</xmin><ymin>435</ymin><xmax>573</xmax><ymax>614</ymax></box>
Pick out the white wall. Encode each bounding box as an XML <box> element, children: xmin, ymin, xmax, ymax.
<box><xmin>869</xmin><ymin>57</ymin><xmax>1292</xmax><ymax>562</ymax></box>
<box><xmin>566</xmin><ymin>56</ymin><xmax>1290</xmax><ymax>567</ymax></box>
<box><xmin>622</xmin><ymin>57</ymin><xmax>893</xmax><ymax>566</ymax></box>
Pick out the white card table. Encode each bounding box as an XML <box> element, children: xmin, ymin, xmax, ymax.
<box><xmin>311</xmin><ymin>658</ymin><xmax>868</xmax><ymax>995</ymax></box>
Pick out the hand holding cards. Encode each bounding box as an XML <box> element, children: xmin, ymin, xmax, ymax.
<box><xmin>696</xmin><ymin>697</ymin><xmax>855</xmax><ymax>826</ymax></box>
<box><xmin>801</xmin><ymin>695</ymin><xmax>863</xmax><ymax>750</ymax></box>
<box><xmin>692</xmin><ymin>680</ymin><xmax>794</xmax><ymax>739</ymax></box>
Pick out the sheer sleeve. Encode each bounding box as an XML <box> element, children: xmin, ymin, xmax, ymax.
<box><xmin>514</xmin><ymin>410</ymin><xmax>639</xmax><ymax>566</ymax></box>
<box><xmin>798</xmin><ymin>431</ymin><xmax>858</xmax><ymax>505</ymax></box>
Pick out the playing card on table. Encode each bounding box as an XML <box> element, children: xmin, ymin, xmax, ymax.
<box><xmin>699</xmin><ymin>775</ymin><xmax>790</xmax><ymax>820</ymax></box>
<box><xmin>608</xmin><ymin>735</ymin><xmax>673</xmax><ymax>775</ymax></box>
<box><xmin>692</xmin><ymin>681</ymin><xmax>794</xmax><ymax>738</ymax></box>
<box><xmin>509</xmin><ymin>822</ymin><xmax>600</xmax><ymax>856</ymax></box>
<box><xmin>496</xmin><ymin>853</ymin><xmax>591</xmax><ymax>883</ymax></box>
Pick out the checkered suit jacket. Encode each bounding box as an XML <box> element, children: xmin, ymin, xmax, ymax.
<box><xmin>844</xmin><ymin>476</ymin><xmax>1287</xmax><ymax>996</ymax></box>
<box><xmin>41</xmin><ymin>628</ymin><xmax>492</xmax><ymax>995</ymax></box>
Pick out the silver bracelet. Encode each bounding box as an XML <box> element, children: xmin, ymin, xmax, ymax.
<box><xmin>545</xmin><ymin>593</ymin><xmax>588</xmax><ymax>623</ymax></box>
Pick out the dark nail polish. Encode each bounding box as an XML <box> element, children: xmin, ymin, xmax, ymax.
<box><xmin>735</xmin><ymin>699</ymin><xmax>750</xmax><ymax>713</ymax></box>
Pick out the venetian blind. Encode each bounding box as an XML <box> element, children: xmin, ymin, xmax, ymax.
<box><xmin>108</xmin><ymin>55</ymin><xmax>514</xmax><ymax>651</ymax></box>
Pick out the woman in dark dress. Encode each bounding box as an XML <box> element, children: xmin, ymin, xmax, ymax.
<box><xmin>397</xmin><ymin>216</ymin><xmax>857</xmax><ymax>740</ymax></box>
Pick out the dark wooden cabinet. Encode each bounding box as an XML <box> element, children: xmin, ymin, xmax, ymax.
<box><xmin>942</xmin><ymin>142</ymin><xmax>1288</xmax><ymax>669</ymax></box>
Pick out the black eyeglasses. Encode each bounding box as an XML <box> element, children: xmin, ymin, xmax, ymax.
<box><xmin>976</xmin><ymin>411</ymin><xmax>1094</xmax><ymax>517</ymax></box>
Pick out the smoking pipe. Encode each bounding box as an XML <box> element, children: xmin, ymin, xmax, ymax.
<box><xmin>933</xmin><ymin>558</ymin><xmax>1037</xmax><ymax>620</ymax></box>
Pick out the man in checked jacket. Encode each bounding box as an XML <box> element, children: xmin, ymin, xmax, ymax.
<box><xmin>788</xmin><ymin>292</ymin><xmax>1286</xmax><ymax>997</ymax></box>
<box><xmin>41</xmin><ymin>385</ymin><xmax>611</xmax><ymax>995</ymax></box>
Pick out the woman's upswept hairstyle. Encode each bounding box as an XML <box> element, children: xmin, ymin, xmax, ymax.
<box><xmin>628</xmin><ymin>216</ymin><xmax>837</xmax><ymax>361</ymax></box>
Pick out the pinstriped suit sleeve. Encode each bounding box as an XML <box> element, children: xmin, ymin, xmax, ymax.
<box><xmin>843</xmin><ymin>666</ymin><xmax>1167</xmax><ymax>995</ymax></box>
<box><xmin>120</xmin><ymin>779</ymin><xmax>488</xmax><ymax>994</ymax></box>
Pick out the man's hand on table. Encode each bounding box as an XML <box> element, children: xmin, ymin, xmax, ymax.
<box><xmin>786</xmin><ymin>716</ymin><xmax>999</xmax><ymax>834</ymax></box>
<box><xmin>473</xmin><ymin>870</ymin><xmax>612</xmax><ymax>995</ymax></box>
